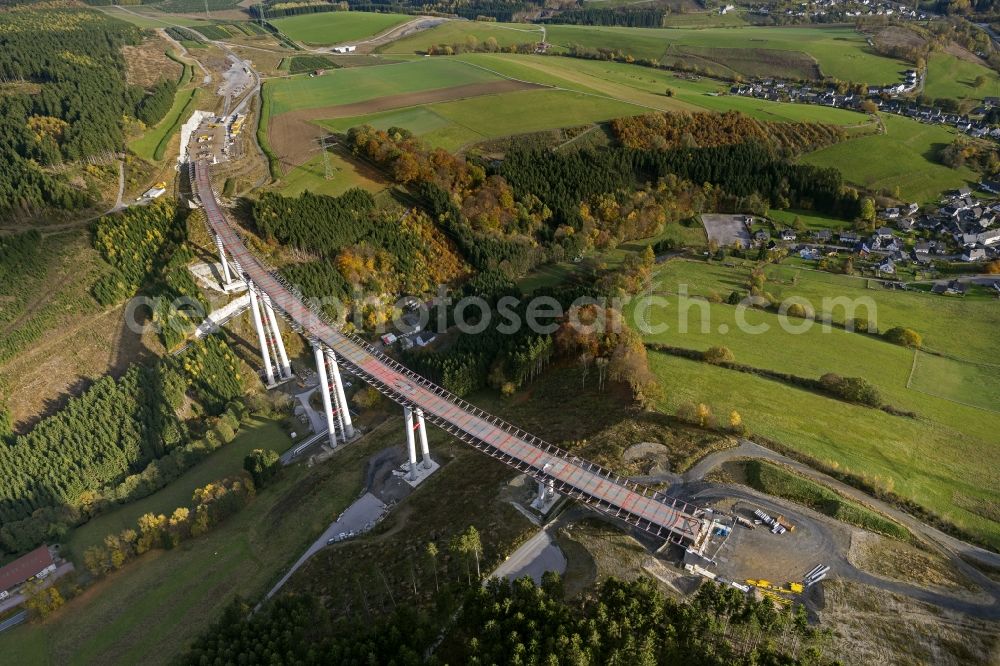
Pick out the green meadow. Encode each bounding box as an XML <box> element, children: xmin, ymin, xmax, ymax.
<box><xmin>802</xmin><ymin>113</ymin><xmax>977</xmax><ymax>202</ymax></box>
<box><xmin>272</xmin><ymin>11</ymin><xmax>410</xmax><ymax>46</ymax></box>
<box><xmin>385</xmin><ymin>23</ymin><xmax>907</xmax><ymax>84</ymax></box>
<box><xmin>924</xmin><ymin>52</ymin><xmax>1000</xmax><ymax>103</ymax></box>
<box><xmin>65</xmin><ymin>417</ymin><xmax>291</xmax><ymax>560</ymax></box>
<box><xmin>266</xmin><ymin>59</ymin><xmax>502</xmax><ymax>116</ymax></box>
<box><xmin>321</xmin><ymin>88</ymin><xmax>648</xmax><ymax>151</ymax></box>
<box><xmin>634</xmin><ymin>259</ymin><xmax>1000</xmax><ymax>548</ymax></box>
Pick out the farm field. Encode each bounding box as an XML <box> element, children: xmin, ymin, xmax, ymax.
<box><xmin>650</xmin><ymin>260</ymin><xmax>1000</xmax><ymax>363</ymax></box>
<box><xmin>924</xmin><ymin>52</ymin><xmax>1000</xmax><ymax>103</ymax></box>
<box><xmin>267</xmin><ymin>52</ymin><xmax>875</xmax><ymax>179</ymax></box>
<box><xmin>662</xmin><ymin>11</ymin><xmax>747</xmax><ymax>27</ymax></box>
<box><xmin>384</xmin><ymin>22</ymin><xmax>908</xmax><ymax>84</ymax></box>
<box><xmin>0</xmin><ymin>421</ymin><xmax>394</xmax><ymax>665</ymax></box>
<box><xmin>452</xmin><ymin>53</ymin><xmax>868</xmax><ymax>125</ymax></box>
<box><xmin>272</xmin><ymin>11</ymin><xmax>410</xmax><ymax>45</ymax></box>
<box><xmin>768</xmin><ymin>208</ymin><xmax>852</xmax><ymax>232</ymax></box>
<box><xmin>265</xmin><ymin>58</ymin><xmax>504</xmax><ymax>116</ymax></box>
<box><xmin>320</xmin><ymin>88</ymin><xmax>648</xmax><ymax>151</ymax></box>
<box><xmin>64</xmin><ymin>417</ymin><xmax>291</xmax><ymax>560</ymax></box>
<box><xmin>635</xmin><ymin>259</ymin><xmax>1000</xmax><ymax>548</ymax></box>
<box><xmin>801</xmin><ymin>113</ymin><xmax>977</xmax><ymax>202</ymax></box>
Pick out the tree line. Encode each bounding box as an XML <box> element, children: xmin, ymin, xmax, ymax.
<box><xmin>0</xmin><ymin>336</ymin><xmax>245</xmax><ymax>558</ymax></box>
<box><xmin>610</xmin><ymin>111</ymin><xmax>846</xmax><ymax>157</ymax></box>
<box><xmin>540</xmin><ymin>6</ymin><xmax>666</xmax><ymax>27</ymax></box>
<box><xmin>83</xmin><ymin>472</ymin><xmax>256</xmax><ymax>577</ymax></box>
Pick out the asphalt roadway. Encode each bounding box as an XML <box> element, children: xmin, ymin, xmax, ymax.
<box><xmin>264</xmin><ymin>492</ymin><xmax>386</xmax><ymax>601</ymax></box>
<box><xmin>491</xmin><ymin>527</ymin><xmax>566</xmax><ymax>584</ymax></box>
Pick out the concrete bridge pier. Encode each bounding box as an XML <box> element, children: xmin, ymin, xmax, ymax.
<box><xmin>416</xmin><ymin>408</ymin><xmax>431</xmax><ymax>469</ymax></box>
<box><xmin>403</xmin><ymin>406</ymin><xmax>418</xmax><ymax>481</ymax></box>
<box><xmin>312</xmin><ymin>341</ymin><xmax>338</xmax><ymax>448</ymax></box>
<box><xmin>248</xmin><ymin>284</ymin><xmax>277</xmax><ymax>387</ymax></box>
<box><xmin>214</xmin><ymin>233</ymin><xmax>236</xmax><ymax>291</ymax></box>
<box><xmin>325</xmin><ymin>349</ymin><xmax>354</xmax><ymax>439</ymax></box>
<box><xmin>263</xmin><ymin>293</ymin><xmax>293</xmax><ymax>380</ymax></box>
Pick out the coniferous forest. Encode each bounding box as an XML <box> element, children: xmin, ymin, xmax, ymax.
<box><xmin>0</xmin><ymin>337</ymin><xmax>244</xmax><ymax>557</ymax></box>
<box><xmin>0</xmin><ymin>7</ymin><xmax>174</xmax><ymax>216</ymax></box>
<box><xmin>181</xmin><ymin>576</ymin><xmax>833</xmax><ymax>665</ymax></box>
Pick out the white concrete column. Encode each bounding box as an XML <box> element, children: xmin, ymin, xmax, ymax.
<box><xmin>263</xmin><ymin>293</ymin><xmax>293</xmax><ymax>379</ymax></box>
<box><xmin>215</xmin><ymin>234</ymin><xmax>233</xmax><ymax>289</ymax></box>
<box><xmin>404</xmin><ymin>407</ymin><xmax>418</xmax><ymax>481</ymax></box>
<box><xmin>313</xmin><ymin>343</ymin><xmax>337</xmax><ymax>448</ymax></box>
<box><xmin>326</xmin><ymin>350</ymin><xmax>354</xmax><ymax>439</ymax></box>
<box><xmin>537</xmin><ymin>479</ymin><xmax>547</xmax><ymax>502</ymax></box>
<box><xmin>248</xmin><ymin>285</ymin><xmax>276</xmax><ymax>386</ymax></box>
<box><xmin>324</xmin><ymin>350</ymin><xmax>346</xmax><ymax>438</ymax></box>
<box><xmin>416</xmin><ymin>408</ymin><xmax>431</xmax><ymax>469</ymax></box>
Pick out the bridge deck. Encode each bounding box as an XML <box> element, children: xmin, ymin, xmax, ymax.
<box><xmin>191</xmin><ymin>160</ymin><xmax>704</xmax><ymax>546</ymax></box>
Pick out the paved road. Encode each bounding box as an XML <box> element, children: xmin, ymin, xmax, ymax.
<box><xmin>264</xmin><ymin>491</ymin><xmax>387</xmax><ymax>601</ymax></box>
<box><xmin>0</xmin><ymin>610</ymin><xmax>26</xmax><ymax>634</ymax></box>
<box><xmin>491</xmin><ymin>527</ymin><xmax>566</xmax><ymax>584</ymax></box>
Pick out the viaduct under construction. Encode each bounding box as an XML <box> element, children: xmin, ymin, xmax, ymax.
<box><xmin>190</xmin><ymin>158</ymin><xmax>709</xmax><ymax>550</ymax></box>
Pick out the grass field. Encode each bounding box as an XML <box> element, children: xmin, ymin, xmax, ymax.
<box><xmin>277</xmin><ymin>148</ymin><xmax>388</xmax><ymax>197</ymax></box>
<box><xmin>924</xmin><ymin>53</ymin><xmax>1000</xmax><ymax>103</ymax></box>
<box><xmin>908</xmin><ymin>350</ymin><xmax>1000</xmax><ymax>413</ymax></box>
<box><xmin>454</xmin><ymin>53</ymin><xmax>867</xmax><ymax>124</ymax></box>
<box><xmin>271</xmin><ymin>53</ymin><xmax>870</xmax><ymax>172</ymax></box>
<box><xmin>802</xmin><ymin>113</ymin><xmax>977</xmax><ymax>202</ymax></box>
<box><xmin>303</xmin><ymin>52</ymin><xmax>865</xmax><ymax>148</ymax></box>
<box><xmin>648</xmin><ymin>351</ymin><xmax>999</xmax><ymax>548</ymax></box>
<box><xmin>272</xmin><ymin>11</ymin><xmax>410</xmax><ymax>45</ymax></box>
<box><xmin>651</xmin><ymin>260</ymin><xmax>1000</xmax><ymax>364</ymax></box>
<box><xmin>768</xmin><ymin>208</ymin><xmax>851</xmax><ymax>232</ymax></box>
<box><xmin>662</xmin><ymin>11</ymin><xmax>747</xmax><ymax>27</ymax></box>
<box><xmin>320</xmin><ymin>88</ymin><xmax>648</xmax><ymax>151</ymax></box>
<box><xmin>385</xmin><ymin>23</ymin><xmax>907</xmax><ymax>85</ymax></box>
<box><xmin>635</xmin><ymin>259</ymin><xmax>1000</xmax><ymax>548</ymax></box>
<box><xmin>129</xmin><ymin>86</ymin><xmax>202</xmax><ymax>161</ymax></box>
<box><xmin>0</xmin><ymin>420</ymin><xmax>399</xmax><ymax>665</ymax></box>
<box><xmin>65</xmin><ymin>417</ymin><xmax>291</xmax><ymax>560</ymax></box>
<box><xmin>266</xmin><ymin>59</ymin><xmax>503</xmax><ymax>116</ymax></box>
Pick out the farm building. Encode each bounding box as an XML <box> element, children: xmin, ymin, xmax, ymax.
<box><xmin>332</xmin><ymin>45</ymin><xmax>356</xmax><ymax>54</ymax></box>
<box><xmin>0</xmin><ymin>545</ymin><xmax>56</xmax><ymax>598</ymax></box>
